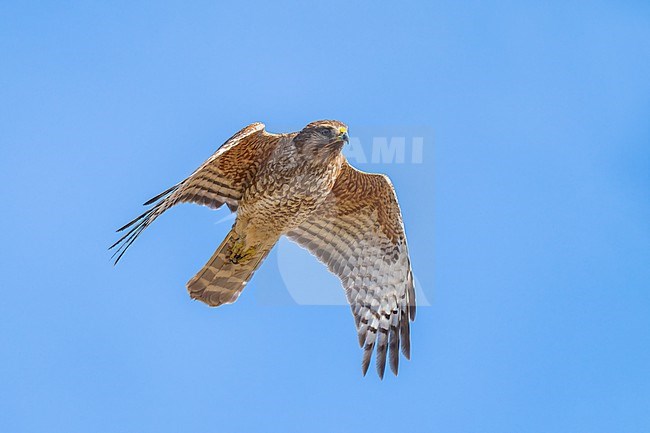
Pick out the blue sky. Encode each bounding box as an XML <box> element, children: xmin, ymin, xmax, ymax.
<box><xmin>1</xmin><ymin>1</ymin><xmax>649</xmax><ymax>432</ymax></box>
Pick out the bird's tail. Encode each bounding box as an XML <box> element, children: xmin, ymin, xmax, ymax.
<box><xmin>187</xmin><ymin>228</ymin><xmax>274</xmax><ymax>307</ymax></box>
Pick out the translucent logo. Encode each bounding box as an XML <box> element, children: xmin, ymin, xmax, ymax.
<box><xmin>273</xmin><ymin>238</ymin><xmax>431</xmax><ymax>307</ymax></box>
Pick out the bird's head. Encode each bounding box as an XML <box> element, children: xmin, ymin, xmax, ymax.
<box><xmin>294</xmin><ymin>120</ymin><xmax>349</xmax><ymax>158</ymax></box>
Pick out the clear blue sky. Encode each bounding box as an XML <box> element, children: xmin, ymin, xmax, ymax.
<box><xmin>2</xmin><ymin>1</ymin><xmax>649</xmax><ymax>432</ymax></box>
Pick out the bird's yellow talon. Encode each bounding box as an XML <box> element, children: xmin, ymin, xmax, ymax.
<box><xmin>228</xmin><ymin>239</ymin><xmax>256</xmax><ymax>264</ymax></box>
<box><xmin>239</xmin><ymin>246</ymin><xmax>257</xmax><ymax>262</ymax></box>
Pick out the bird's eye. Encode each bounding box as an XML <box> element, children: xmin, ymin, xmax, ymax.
<box><xmin>320</xmin><ymin>128</ymin><xmax>333</xmax><ymax>137</ymax></box>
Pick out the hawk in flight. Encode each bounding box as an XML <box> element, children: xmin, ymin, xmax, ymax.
<box><xmin>111</xmin><ymin>120</ymin><xmax>416</xmax><ymax>378</ymax></box>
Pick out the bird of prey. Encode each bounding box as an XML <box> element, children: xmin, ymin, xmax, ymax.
<box><xmin>111</xmin><ymin>120</ymin><xmax>416</xmax><ymax>378</ymax></box>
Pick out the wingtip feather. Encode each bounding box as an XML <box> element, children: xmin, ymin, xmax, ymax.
<box><xmin>142</xmin><ymin>184</ymin><xmax>178</xmax><ymax>206</ymax></box>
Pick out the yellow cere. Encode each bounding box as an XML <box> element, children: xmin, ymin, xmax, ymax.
<box><xmin>339</xmin><ymin>127</ymin><xmax>347</xmax><ymax>134</ymax></box>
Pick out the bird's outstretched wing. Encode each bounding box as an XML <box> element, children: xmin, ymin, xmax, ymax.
<box><xmin>287</xmin><ymin>162</ymin><xmax>416</xmax><ymax>378</ymax></box>
<box><xmin>110</xmin><ymin>122</ymin><xmax>280</xmax><ymax>264</ymax></box>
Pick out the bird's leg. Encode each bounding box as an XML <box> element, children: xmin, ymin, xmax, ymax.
<box><xmin>228</xmin><ymin>235</ymin><xmax>257</xmax><ymax>264</ymax></box>
<box><xmin>229</xmin><ymin>237</ymin><xmax>245</xmax><ymax>258</ymax></box>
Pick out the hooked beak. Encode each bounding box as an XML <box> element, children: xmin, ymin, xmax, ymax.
<box><xmin>338</xmin><ymin>127</ymin><xmax>349</xmax><ymax>144</ymax></box>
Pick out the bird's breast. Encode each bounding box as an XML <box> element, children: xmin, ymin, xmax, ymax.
<box><xmin>239</xmin><ymin>160</ymin><xmax>340</xmax><ymax>232</ymax></box>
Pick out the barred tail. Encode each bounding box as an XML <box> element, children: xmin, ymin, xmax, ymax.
<box><xmin>187</xmin><ymin>229</ymin><xmax>273</xmax><ymax>307</ymax></box>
